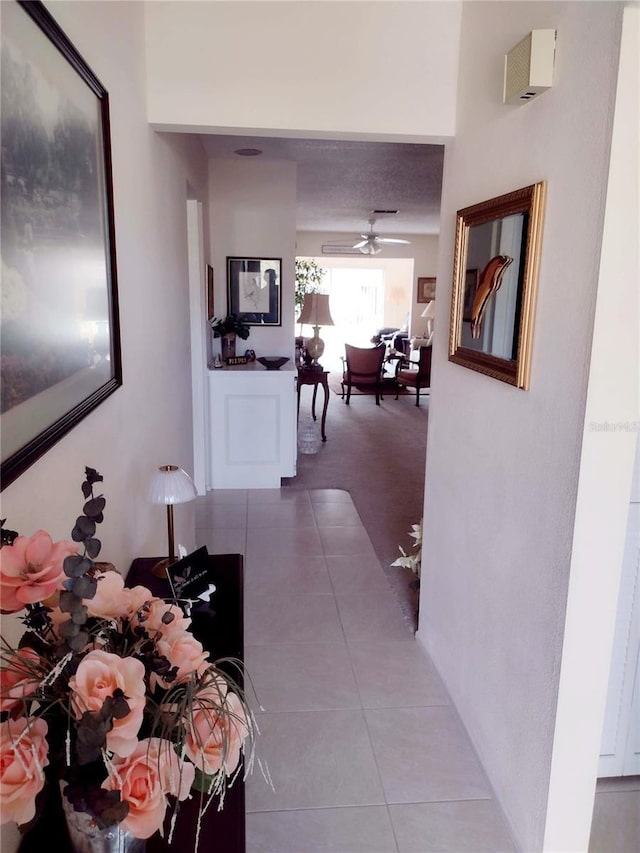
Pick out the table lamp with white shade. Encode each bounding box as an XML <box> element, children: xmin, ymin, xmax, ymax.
<box><xmin>298</xmin><ymin>293</ymin><xmax>334</xmax><ymax>368</ymax></box>
<box><xmin>148</xmin><ymin>464</ymin><xmax>197</xmax><ymax>577</ymax></box>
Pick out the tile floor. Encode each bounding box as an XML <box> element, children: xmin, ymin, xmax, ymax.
<box><xmin>195</xmin><ymin>487</ymin><xmax>518</xmax><ymax>852</ymax></box>
<box><xmin>589</xmin><ymin>775</ymin><xmax>640</xmax><ymax>853</ymax></box>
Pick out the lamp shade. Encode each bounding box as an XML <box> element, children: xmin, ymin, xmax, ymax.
<box><xmin>421</xmin><ymin>301</ymin><xmax>435</xmax><ymax>319</ymax></box>
<box><xmin>148</xmin><ymin>465</ymin><xmax>197</xmax><ymax>506</ymax></box>
<box><xmin>298</xmin><ymin>293</ymin><xmax>334</xmax><ymax>327</ymax></box>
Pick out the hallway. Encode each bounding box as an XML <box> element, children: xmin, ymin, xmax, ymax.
<box><xmin>195</xmin><ymin>487</ymin><xmax>518</xmax><ymax>852</ymax></box>
<box><xmin>193</xmin><ymin>385</ymin><xmax>639</xmax><ymax>851</ymax></box>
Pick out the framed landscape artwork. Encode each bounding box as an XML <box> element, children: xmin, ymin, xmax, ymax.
<box><xmin>227</xmin><ymin>257</ymin><xmax>281</xmax><ymax>326</ymax></box>
<box><xmin>417</xmin><ymin>277</ymin><xmax>436</xmax><ymax>303</ymax></box>
<box><xmin>1</xmin><ymin>1</ymin><xmax>121</xmax><ymax>489</ymax></box>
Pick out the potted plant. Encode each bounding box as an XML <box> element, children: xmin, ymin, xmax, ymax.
<box><xmin>210</xmin><ymin>314</ymin><xmax>250</xmax><ymax>360</ymax></box>
<box><xmin>295</xmin><ymin>259</ymin><xmax>326</xmax><ymax>321</ymax></box>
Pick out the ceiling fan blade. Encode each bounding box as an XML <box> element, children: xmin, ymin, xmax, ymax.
<box><xmin>377</xmin><ymin>237</ymin><xmax>411</xmax><ymax>245</ymax></box>
<box><xmin>353</xmin><ymin>239</ymin><xmax>368</xmax><ymax>249</ymax></box>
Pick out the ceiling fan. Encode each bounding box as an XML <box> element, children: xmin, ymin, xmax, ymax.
<box><xmin>352</xmin><ymin>217</ymin><xmax>411</xmax><ymax>255</ymax></box>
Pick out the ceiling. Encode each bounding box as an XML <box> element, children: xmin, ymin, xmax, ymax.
<box><xmin>199</xmin><ymin>134</ymin><xmax>445</xmax><ymax>240</ymax></box>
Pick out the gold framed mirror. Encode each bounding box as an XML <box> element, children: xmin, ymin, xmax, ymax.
<box><xmin>448</xmin><ymin>182</ymin><xmax>546</xmax><ymax>389</ymax></box>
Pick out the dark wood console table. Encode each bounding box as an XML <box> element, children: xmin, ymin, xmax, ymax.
<box><xmin>297</xmin><ymin>366</ymin><xmax>329</xmax><ymax>441</ymax></box>
<box><xmin>18</xmin><ymin>554</ymin><xmax>245</xmax><ymax>853</ymax></box>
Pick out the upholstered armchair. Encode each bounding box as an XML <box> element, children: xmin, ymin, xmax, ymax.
<box><xmin>341</xmin><ymin>343</ymin><xmax>386</xmax><ymax>405</ymax></box>
<box><xmin>395</xmin><ymin>345</ymin><xmax>432</xmax><ymax>406</ymax></box>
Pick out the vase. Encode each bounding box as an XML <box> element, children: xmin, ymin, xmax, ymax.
<box><xmin>61</xmin><ymin>785</ymin><xmax>145</xmax><ymax>853</ymax></box>
<box><xmin>221</xmin><ymin>334</ymin><xmax>236</xmax><ymax>360</ymax></box>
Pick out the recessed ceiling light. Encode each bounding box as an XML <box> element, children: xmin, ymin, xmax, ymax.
<box><xmin>235</xmin><ymin>148</ymin><xmax>262</xmax><ymax>157</ymax></box>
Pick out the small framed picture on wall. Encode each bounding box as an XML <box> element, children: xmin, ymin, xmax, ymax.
<box><xmin>227</xmin><ymin>257</ymin><xmax>281</xmax><ymax>326</ymax></box>
<box><xmin>417</xmin><ymin>276</ymin><xmax>436</xmax><ymax>303</ymax></box>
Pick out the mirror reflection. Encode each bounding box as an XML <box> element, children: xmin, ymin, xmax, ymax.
<box><xmin>449</xmin><ymin>183</ymin><xmax>546</xmax><ymax>389</ymax></box>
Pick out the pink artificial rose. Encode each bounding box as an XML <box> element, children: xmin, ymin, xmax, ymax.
<box><xmin>154</xmin><ymin>631</ymin><xmax>209</xmax><ymax>688</ymax></box>
<box><xmin>89</xmin><ymin>571</ymin><xmax>152</xmax><ymax>621</ymax></box>
<box><xmin>184</xmin><ymin>681</ymin><xmax>248</xmax><ymax>777</ymax></box>
<box><xmin>0</xmin><ymin>716</ymin><xmax>49</xmax><ymax>826</ymax></box>
<box><xmin>102</xmin><ymin>737</ymin><xmax>194</xmax><ymax>839</ymax></box>
<box><xmin>126</xmin><ymin>584</ymin><xmax>154</xmax><ymax>615</ymax></box>
<box><xmin>68</xmin><ymin>650</ymin><xmax>146</xmax><ymax>757</ymax></box>
<box><xmin>0</xmin><ymin>530</ymin><xmax>77</xmax><ymax>613</ymax></box>
<box><xmin>0</xmin><ymin>647</ymin><xmax>41</xmax><ymax>713</ymax></box>
<box><xmin>130</xmin><ymin>599</ymin><xmax>191</xmax><ymax>641</ymax></box>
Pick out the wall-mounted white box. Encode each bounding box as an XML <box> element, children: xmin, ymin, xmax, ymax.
<box><xmin>503</xmin><ymin>29</ymin><xmax>556</xmax><ymax>105</ymax></box>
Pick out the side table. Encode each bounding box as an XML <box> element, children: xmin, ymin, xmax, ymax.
<box><xmin>297</xmin><ymin>366</ymin><xmax>329</xmax><ymax>441</ymax></box>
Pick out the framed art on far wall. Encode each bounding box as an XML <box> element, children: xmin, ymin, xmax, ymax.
<box><xmin>227</xmin><ymin>257</ymin><xmax>281</xmax><ymax>326</ymax></box>
<box><xmin>417</xmin><ymin>277</ymin><xmax>436</xmax><ymax>303</ymax></box>
<box><xmin>206</xmin><ymin>264</ymin><xmax>215</xmax><ymax>321</ymax></box>
<box><xmin>1</xmin><ymin>1</ymin><xmax>121</xmax><ymax>490</ymax></box>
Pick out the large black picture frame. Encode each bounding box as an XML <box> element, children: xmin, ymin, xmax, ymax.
<box><xmin>227</xmin><ymin>257</ymin><xmax>281</xmax><ymax>326</ymax></box>
<box><xmin>1</xmin><ymin>1</ymin><xmax>122</xmax><ymax>490</ymax></box>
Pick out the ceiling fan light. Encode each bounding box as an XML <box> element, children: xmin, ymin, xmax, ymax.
<box><xmin>359</xmin><ymin>242</ymin><xmax>381</xmax><ymax>255</ymax></box>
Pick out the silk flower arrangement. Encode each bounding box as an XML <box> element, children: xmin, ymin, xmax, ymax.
<box><xmin>0</xmin><ymin>468</ymin><xmax>255</xmax><ymax>846</ymax></box>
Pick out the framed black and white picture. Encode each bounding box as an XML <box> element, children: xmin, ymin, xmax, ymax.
<box><xmin>227</xmin><ymin>257</ymin><xmax>281</xmax><ymax>326</ymax></box>
<box><xmin>1</xmin><ymin>1</ymin><xmax>121</xmax><ymax>489</ymax></box>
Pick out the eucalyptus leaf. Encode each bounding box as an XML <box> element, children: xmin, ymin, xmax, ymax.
<box><xmin>58</xmin><ymin>619</ymin><xmax>80</xmax><ymax>639</ymax></box>
<box><xmin>64</xmin><ymin>554</ymin><xmax>92</xmax><ymax>578</ymax></box>
<box><xmin>59</xmin><ymin>590</ymin><xmax>78</xmax><ymax>613</ymax></box>
<box><xmin>83</xmin><ymin>497</ymin><xmax>106</xmax><ymax>519</ymax></box>
<box><xmin>71</xmin><ymin>604</ymin><xmax>89</xmax><ymax>624</ymax></box>
<box><xmin>84</xmin><ymin>538</ymin><xmax>102</xmax><ymax>558</ymax></box>
<box><xmin>72</xmin><ymin>515</ymin><xmax>96</xmax><ymax>541</ymax></box>
<box><xmin>71</xmin><ymin>576</ymin><xmax>98</xmax><ymax>599</ymax></box>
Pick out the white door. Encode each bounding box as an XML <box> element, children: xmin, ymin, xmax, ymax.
<box><xmin>599</xmin><ymin>437</ymin><xmax>640</xmax><ymax>776</ymax></box>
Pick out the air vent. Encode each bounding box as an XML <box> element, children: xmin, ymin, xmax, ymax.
<box><xmin>371</xmin><ymin>209</ymin><xmax>398</xmax><ymax>215</ymax></box>
<box><xmin>321</xmin><ymin>244</ymin><xmax>363</xmax><ymax>256</ymax></box>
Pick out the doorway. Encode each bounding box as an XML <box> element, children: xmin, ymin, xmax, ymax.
<box><xmin>298</xmin><ymin>256</ymin><xmax>414</xmax><ymax>372</ymax></box>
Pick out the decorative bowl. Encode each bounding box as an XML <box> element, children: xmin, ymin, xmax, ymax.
<box><xmin>257</xmin><ymin>356</ymin><xmax>289</xmax><ymax>370</ymax></box>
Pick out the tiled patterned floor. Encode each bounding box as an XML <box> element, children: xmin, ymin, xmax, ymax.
<box><xmin>195</xmin><ymin>488</ymin><xmax>518</xmax><ymax>852</ymax></box>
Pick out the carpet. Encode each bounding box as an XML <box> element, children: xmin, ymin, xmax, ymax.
<box><xmin>328</xmin><ymin>373</ymin><xmax>412</xmax><ymax>397</ymax></box>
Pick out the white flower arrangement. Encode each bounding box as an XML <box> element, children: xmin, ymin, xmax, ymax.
<box><xmin>390</xmin><ymin>520</ymin><xmax>423</xmax><ymax>580</ymax></box>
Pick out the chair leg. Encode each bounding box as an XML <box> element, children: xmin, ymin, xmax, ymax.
<box><xmin>415</xmin><ymin>387</ymin><xmax>420</xmax><ymax>406</ymax></box>
<box><xmin>346</xmin><ymin>381</ymin><xmax>352</xmax><ymax>405</ymax></box>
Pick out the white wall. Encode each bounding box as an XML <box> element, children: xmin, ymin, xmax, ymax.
<box><xmin>209</xmin><ymin>159</ymin><xmax>297</xmax><ymax>358</ymax></box>
<box><xmin>145</xmin><ymin>1</ymin><xmax>461</xmax><ymax>140</ymax></box>
<box><xmin>0</xmin><ymin>4</ymin><xmax>208</xmax><ymax>847</ymax></box>
<box><xmin>543</xmin><ymin>4</ymin><xmax>639</xmax><ymax>848</ymax></box>
<box><xmin>296</xmin><ymin>232</ymin><xmax>440</xmax><ymax>337</ymax></box>
<box><xmin>418</xmin><ymin>3</ymin><xmax>628</xmax><ymax>851</ymax></box>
